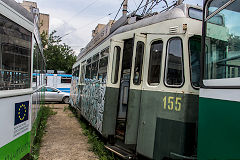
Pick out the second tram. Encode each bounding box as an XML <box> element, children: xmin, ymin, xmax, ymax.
<box><xmin>0</xmin><ymin>0</ymin><xmax>46</xmax><ymax>159</ymax></box>
<box><xmin>198</xmin><ymin>0</ymin><xmax>240</xmax><ymax>159</ymax></box>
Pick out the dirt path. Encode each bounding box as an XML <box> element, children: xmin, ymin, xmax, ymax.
<box><xmin>39</xmin><ymin>104</ymin><xmax>98</xmax><ymax>160</ymax></box>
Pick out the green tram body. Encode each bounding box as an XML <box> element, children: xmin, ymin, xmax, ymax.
<box><xmin>71</xmin><ymin>4</ymin><xmax>202</xmax><ymax>159</ymax></box>
<box><xmin>198</xmin><ymin>0</ymin><xmax>240</xmax><ymax>159</ymax></box>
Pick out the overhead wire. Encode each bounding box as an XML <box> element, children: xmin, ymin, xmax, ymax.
<box><xmin>113</xmin><ymin>0</ymin><xmax>125</xmax><ymax>21</ymax></box>
<box><xmin>61</xmin><ymin>12</ymin><xmax>113</xmax><ymax>39</ymax></box>
<box><xmin>55</xmin><ymin>0</ymin><xmax>99</xmax><ymax>30</ymax></box>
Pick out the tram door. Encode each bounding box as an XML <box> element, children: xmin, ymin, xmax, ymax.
<box><xmin>115</xmin><ymin>38</ymin><xmax>134</xmax><ymax>140</ymax></box>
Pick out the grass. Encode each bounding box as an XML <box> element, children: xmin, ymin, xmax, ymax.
<box><xmin>30</xmin><ymin>105</ymin><xmax>57</xmax><ymax>160</ymax></box>
<box><xmin>68</xmin><ymin>105</ymin><xmax>119</xmax><ymax>160</ymax></box>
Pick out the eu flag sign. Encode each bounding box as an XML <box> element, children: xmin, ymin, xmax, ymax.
<box><xmin>15</xmin><ymin>101</ymin><xmax>29</xmax><ymax>125</ymax></box>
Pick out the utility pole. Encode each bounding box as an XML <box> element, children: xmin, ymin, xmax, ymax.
<box><xmin>122</xmin><ymin>0</ymin><xmax>128</xmax><ymax>16</ymax></box>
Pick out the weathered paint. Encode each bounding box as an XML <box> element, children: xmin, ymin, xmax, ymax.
<box><xmin>125</xmin><ymin>89</ymin><xmax>141</xmax><ymax>145</ymax></box>
<box><xmin>198</xmin><ymin>97</ymin><xmax>240</xmax><ymax>160</ymax></box>
<box><xmin>137</xmin><ymin>90</ymin><xmax>198</xmax><ymax>159</ymax></box>
<box><xmin>102</xmin><ymin>87</ymin><xmax>119</xmax><ymax>137</ymax></box>
<box><xmin>70</xmin><ymin>76</ymin><xmax>79</xmax><ymax>107</ymax></box>
<box><xmin>80</xmin><ymin>79</ymin><xmax>106</xmax><ymax>133</ymax></box>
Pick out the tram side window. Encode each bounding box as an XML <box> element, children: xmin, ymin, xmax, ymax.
<box><xmin>134</xmin><ymin>41</ymin><xmax>144</xmax><ymax>85</ymax></box>
<box><xmin>112</xmin><ymin>46</ymin><xmax>121</xmax><ymax>84</ymax></box>
<box><xmin>80</xmin><ymin>63</ymin><xmax>86</xmax><ymax>83</ymax></box>
<box><xmin>0</xmin><ymin>14</ymin><xmax>32</xmax><ymax>90</ymax></box>
<box><xmin>98</xmin><ymin>56</ymin><xmax>108</xmax><ymax>83</ymax></box>
<box><xmin>148</xmin><ymin>40</ymin><xmax>163</xmax><ymax>85</ymax></box>
<box><xmin>165</xmin><ymin>38</ymin><xmax>184</xmax><ymax>86</ymax></box>
<box><xmin>204</xmin><ymin>0</ymin><xmax>240</xmax><ymax>80</ymax></box>
<box><xmin>91</xmin><ymin>61</ymin><xmax>99</xmax><ymax>79</ymax></box>
<box><xmin>85</xmin><ymin>64</ymin><xmax>91</xmax><ymax>79</ymax></box>
<box><xmin>189</xmin><ymin>36</ymin><xmax>201</xmax><ymax>87</ymax></box>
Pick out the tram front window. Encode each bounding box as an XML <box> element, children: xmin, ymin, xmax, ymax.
<box><xmin>204</xmin><ymin>0</ymin><xmax>240</xmax><ymax>80</ymax></box>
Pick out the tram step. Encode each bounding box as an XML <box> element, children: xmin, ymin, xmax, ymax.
<box><xmin>105</xmin><ymin>145</ymin><xmax>135</xmax><ymax>159</ymax></box>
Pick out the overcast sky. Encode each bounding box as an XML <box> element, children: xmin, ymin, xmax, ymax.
<box><xmin>18</xmin><ymin>0</ymin><xmax>203</xmax><ymax>54</ymax></box>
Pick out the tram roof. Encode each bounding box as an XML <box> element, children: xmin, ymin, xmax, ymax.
<box><xmin>77</xmin><ymin>4</ymin><xmax>202</xmax><ymax>61</ymax></box>
<box><xmin>2</xmin><ymin>0</ymin><xmax>34</xmax><ymax>23</ymax></box>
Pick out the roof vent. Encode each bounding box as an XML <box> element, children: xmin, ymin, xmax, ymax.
<box><xmin>169</xmin><ymin>26</ymin><xmax>179</xmax><ymax>33</ymax></box>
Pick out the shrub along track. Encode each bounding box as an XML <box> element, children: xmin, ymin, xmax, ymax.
<box><xmin>38</xmin><ymin>104</ymin><xmax>98</xmax><ymax>160</ymax></box>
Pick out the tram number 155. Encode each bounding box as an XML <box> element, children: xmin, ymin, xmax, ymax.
<box><xmin>163</xmin><ymin>96</ymin><xmax>182</xmax><ymax>112</ymax></box>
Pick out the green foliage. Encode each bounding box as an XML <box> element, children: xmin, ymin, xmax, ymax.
<box><xmin>68</xmin><ymin>105</ymin><xmax>119</xmax><ymax>160</ymax></box>
<box><xmin>41</xmin><ymin>30</ymin><xmax>77</xmax><ymax>74</ymax></box>
<box><xmin>30</xmin><ymin>105</ymin><xmax>57</xmax><ymax>160</ymax></box>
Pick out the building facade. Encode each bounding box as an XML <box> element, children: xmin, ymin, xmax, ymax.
<box><xmin>20</xmin><ymin>0</ymin><xmax>49</xmax><ymax>35</ymax></box>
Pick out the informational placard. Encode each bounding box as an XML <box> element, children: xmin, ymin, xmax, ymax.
<box><xmin>0</xmin><ymin>95</ymin><xmax>31</xmax><ymax>160</ymax></box>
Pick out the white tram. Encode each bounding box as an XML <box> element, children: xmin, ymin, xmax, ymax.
<box><xmin>0</xmin><ymin>0</ymin><xmax>46</xmax><ymax>159</ymax></box>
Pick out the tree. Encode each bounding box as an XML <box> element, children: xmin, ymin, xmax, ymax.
<box><xmin>41</xmin><ymin>30</ymin><xmax>77</xmax><ymax>74</ymax></box>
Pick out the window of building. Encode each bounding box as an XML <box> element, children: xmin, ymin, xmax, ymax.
<box><xmin>0</xmin><ymin>14</ymin><xmax>32</xmax><ymax>90</ymax></box>
<box><xmin>165</xmin><ymin>37</ymin><xmax>184</xmax><ymax>86</ymax></box>
<box><xmin>133</xmin><ymin>41</ymin><xmax>144</xmax><ymax>85</ymax></box>
<box><xmin>148</xmin><ymin>40</ymin><xmax>163</xmax><ymax>85</ymax></box>
<box><xmin>111</xmin><ymin>46</ymin><xmax>121</xmax><ymax>84</ymax></box>
<box><xmin>189</xmin><ymin>36</ymin><xmax>201</xmax><ymax>88</ymax></box>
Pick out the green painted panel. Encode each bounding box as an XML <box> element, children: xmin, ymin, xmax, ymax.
<box><xmin>137</xmin><ymin>90</ymin><xmax>198</xmax><ymax>159</ymax></box>
<box><xmin>0</xmin><ymin>132</ymin><xmax>30</xmax><ymax>160</ymax></box>
<box><xmin>102</xmin><ymin>87</ymin><xmax>119</xmax><ymax>137</ymax></box>
<box><xmin>125</xmin><ymin>89</ymin><xmax>141</xmax><ymax>144</ymax></box>
<box><xmin>198</xmin><ymin>97</ymin><xmax>240</xmax><ymax>160</ymax></box>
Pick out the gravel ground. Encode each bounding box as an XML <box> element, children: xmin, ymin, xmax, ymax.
<box><xmin>39</xmin><ymin>104</ymin><xmax>98</xmax><ymax>160</ymax></box>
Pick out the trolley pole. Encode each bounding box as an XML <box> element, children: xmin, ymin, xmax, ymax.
<box><xmin>122</xmin><ymin>0</ymin><xmax>128</xmax><ymax>16</ymax></box>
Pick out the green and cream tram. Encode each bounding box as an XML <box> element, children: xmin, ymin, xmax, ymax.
<box><xmin>71</xmin><ymin>3</ymin><xmax>204</xmax><ymax>159</ymax></box>
<box><xmin>0</xmin><ymin>0</ymin><xmax>46</xmax><ymax>159</ymax></box>
<box><xmin>198</xmin><ymin>0</ymin><xmax>240</xmax><ymax>159</ymax></box>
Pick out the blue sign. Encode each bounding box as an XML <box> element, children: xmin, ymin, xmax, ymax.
<box><xmin>14</xmin><ymin>101</ymin><xmax>29</xmax><ymax>125</ymax></box>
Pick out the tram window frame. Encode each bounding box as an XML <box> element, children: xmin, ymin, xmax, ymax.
<box><xmin>0</xmin><ymin>14</ymin><xmax>32</xmax><ymax>91</ymax></box>
<box><xmin>133</xmin><ymin>41</ymin><xmax>145</xmax><ymax>85</ymax></box>
<box><xmin>91</xmin><ymin>60</ymin><xmax>99</xmax><ymax>79</ymax></box>
<box><xmin>188</xmin><ymin>7</ymin><xmax>203</xmax><ymax>21</ymax></box>
<box><xmin>80</xmin><ymin>61</ymin><xmax>86</xmax><ymax>84</ymax></box>
<box><xmin>98</xmin><ymin>56</ymin><xmax>108</xmax><ymax>83</ymax></box>
<box><xmin>189</xmin><ymin>35</ymin><xmax>201</xmax><ymax>89</ymax></box>
<box><xmin>202</xmin><ymin>0</ymin><xmax>240</xmax><ymax>87</ymax></box>
<box><xmin>148</xmin><ymin>40</ymin><xmax>163</xmax><ymax>86</ymax></box>
<box><xmin>111</xmin><ymin>46</ymin><xmax>121</xmax><ymax>84</ymax></box>
<box><xmin>164</xmin><ymin>37</ymin><xmax>184</xmax><ymax>87</ymax></box>
<box><xmin>100</xmin><ymin>47</ymin><xmax>109</xmax><ymax>58</ymax></box>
